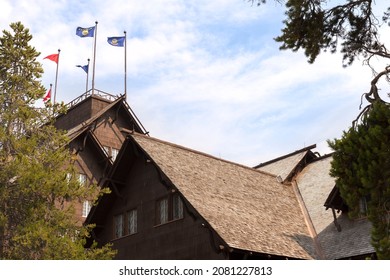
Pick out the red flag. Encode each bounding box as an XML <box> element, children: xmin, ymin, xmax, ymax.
<box><xmin>43</xmin><ymin>88</ymin><xmax>51</xmax><ymax>102</ymax></box>
<box><xmin>43</xmin><ymin>54</ymin><xmax>59</xmax><ymax>64</ymax></box>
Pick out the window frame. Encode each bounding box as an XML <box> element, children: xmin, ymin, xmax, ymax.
<box><xmin>114</xmin><ymin>213</ymin><xmax>125</xmax><ymax>239</ymax></box>
<box><xmin>155</xmin><ymin>193</ymin><xmax>184</xmax><ymax>226</ymax></box>
<box><xmin>127</xmin><ymin>208</ymin><xmax>138</xmax><ymax>235</ymax></box>
<box><xmin>78</xmin><ymin>173</ymin><xmax>87</xmax><ymax>186</ymax></box>
<box><xmin>113</xmin><ymin>208</ymin><xmax>138</xmax><ymax>239</ymax></box>
<box><xmin>82</xmin><ymin>200</ymin><xmax>92</xmax><ymax>218</ymax></box>
<box><xmin>157</xmin><ymin>197</ymin><xmax>169</xmax><ymax>225</ymax></box>
<box><xmin>172</xmin><ymin>193</ymin><xmax>184</xmax><ymax>220</ymax></box>
<box><xmin>111</xmin><ymin>148</ymin><xmax>119</xmax><ymax>161</ymax></box>
<box><xmin>103</xmin><ymin>146</ymin><xmax>120</xmax><ymax>161</ymax></box>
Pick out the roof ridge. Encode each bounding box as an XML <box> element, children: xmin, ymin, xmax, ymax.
<box><xmin>254</xmin><ymin>144</ymin><xmax>317</xmax><ymax>168</ymax></box>
<box><xmin>129</xmin><ymin>132</ymin><xmax>278</xmax><ymax>178</ymax></box>
<box><xmin>310</xmin><ymin>152</ymin><xmax>334</xmax><ymax>162</ymax></box>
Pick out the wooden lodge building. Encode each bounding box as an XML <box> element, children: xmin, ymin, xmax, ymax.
<box><xmin>55</xmin><ymin>90</ymin><xmax>148</xmax><ymax>223</ymax></box>
<box><xmin>57</xmin><ymin>90</ymin><xmax>375</xmax><ymax>259</ymax></box>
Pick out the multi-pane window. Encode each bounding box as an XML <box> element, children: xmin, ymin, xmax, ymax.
<box><xmin>113</xmin><ymin>209</ymin><xmax>138</xmax><ymax>239</ymax></box>
<box><xmin>111</xmin><ymin>148</ymin><xmax>119</xmax><ymax>161</ymax></box>
<box><xmin>156</xmin><ymin>193</ymin><xmax>184</xmax><ymax>225</ymax></box>
<box><xmin>78</xmin><ymin>173</ymin><xmax>87</xmax><ymax>186</ymax></box>
<box><xmin>66</xmin><ymin>173</ymin><xmax>72</xmax><ymax>183</ymax></box>
<box><xmin>66</xmin><ymin>173</ymin><xmax>90</xmax><ymax>218</ymax></box>
<box><xmin>172</xmin><ymin>194</ymin><xmax>184</xmax><ymax>220</ymax></box>
<box><xmin>103</xmin><ymin>146</ymin><xmax>119</xmax><ymax>162</ymax></box>
<box><xmin>157</xmin><ymin>198</ymin><xmax>169</xmax><ymax>224</ymax></box>
<box><xmin>127</xmin><ymin>209</ymin><xmax>138</xmax><ymax>235</ymax></box>
<box><xmin>82</xmin><ymin>200</ymin><xmax>91</xmax><ymax>217</ymax></box>
<box><xmin>66</xmin><ymin>173</ymin><xmax>87</xmax><ymax>185</ymax></box>
<box><xmin>114</xmin><ymin>214</ymin><xmax>124</xmax><ymax>238</ymax></box>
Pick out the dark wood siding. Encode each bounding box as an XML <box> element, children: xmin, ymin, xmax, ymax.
<box><xmin>95</xmin><ymin>154</ymin><xmax>225</xmax><ymax>260</ymax></box>
<box><xmin>55</xmin><ymin>96</ymin><xmax>111</xmax><ymax>131</ymax></box>
<box><xmin>93</xmin><ymin>112</ymin><xmax>125</xmax><ymax>150</ymax></box>
<box><xmin>68</xmin><ymin>135</ymin><xmax>109</xmax><ymax>224</ymax></box>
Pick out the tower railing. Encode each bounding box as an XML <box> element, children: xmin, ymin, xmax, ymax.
<box><xmin>65</xmin><ymin>89</ymin><xmax>119</xmax><ymax>110</ymax></box>
<box><xmin>64</xmin><ymin>89</ymin><xmax>149</xmax><ymax>135</ymax></box>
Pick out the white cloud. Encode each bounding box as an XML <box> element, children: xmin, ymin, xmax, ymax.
<box><xmin>1</xmin><ymin>0</ymin><xmax>384</xmax><ymax>166</ymax></box>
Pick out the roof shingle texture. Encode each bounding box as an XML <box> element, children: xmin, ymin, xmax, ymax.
<box><xmin>257</xmin><ymin>151</ymin><xmax>308</xmax><ymax>182</ymax></box>
<box><xmin>295</xmin><ymin>156</ymin><xmax>374</xmax><ymax>259</ymax></box>
<box><xmin>131</xmin><ymin>133</ymin><xmax>316</xmax><ymax>259</ymax></box>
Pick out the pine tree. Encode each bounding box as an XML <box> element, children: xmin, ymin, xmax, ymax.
<box><xmin>252</xmin><ymin>0</ymin><xmax>390</xmax><ymax>259</ymax></box>
<box><xmin>0</xmin><ymin>22</ymin><xmax>116</xmax><ymax>259</ymax></box>
<box><xmin>329</xmin><ymin>101</ymin><xmax>390</xmax><ymax>259</ymax></box>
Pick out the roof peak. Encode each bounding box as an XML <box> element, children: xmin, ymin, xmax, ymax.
<box><xmin>254</xmin><ymin>144</ymin><xmax>317</xmax><ymax>168</ymax></box>
<box><xmin>128</xmin><ymin>132</ymin><xmax>277</xmax><ymax>178</ymax></box>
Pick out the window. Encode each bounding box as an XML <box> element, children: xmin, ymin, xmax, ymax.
<box><xmin>82</xmin><ymin>200</ymin><xmax>91</xmax><ymax>217</ymax></box>
<box><xmin>103</xmin><ymin>146</ymin><xmax>120</xmax><ymax>161</ymax></box>
<box><xmin>173</xmin><ymin>193</ymin><xmax>183</xmax><ymax>220</ymax></box>
<box><xmin>78</xmin><ymin>173</ymin><xmax>87</xmax><ymax>186</ymax></box>
<box><xmin>127</xmin><ymin>209</ymin><xmax>137</xmax><ymax>235</ymax></box>
<box><xmin>66</xmin><ymin>173</ymin><xmax>72</xmax><ymax>183</ymax></box>
<box><xmin>157</xmin><ymin>198</ymin><xmax>169</xmax><ymax>224</ymax></box>
<box><xmin>156</xmin><ymin>193</ymin><xmax>184</xmax><ymax>225</ymax></box>
<box><xmin>111</xmin><ymin>148</ymin><xmax>119</xmax><ymax>161</ymax></box>
<box><xmin>113</xmin><ymin>209</ymin><xmax>138</xmax><ymax>239</ymax></box>
<box><xmin>114</xmin><ymin>214</ymin><xmax>124</xmax><ymax>238</ymax></box>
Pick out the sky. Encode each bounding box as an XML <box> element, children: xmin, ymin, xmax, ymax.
<box><xmin>1</xmin><ymin>0</ymin><xmax>389</xmax><ymax>166</ymax></box>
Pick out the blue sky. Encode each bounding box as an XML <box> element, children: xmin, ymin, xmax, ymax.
<box><xmin>2</xmin><ymin>0</ymin><xmax>387</xmax><ymax>166</ymax></box>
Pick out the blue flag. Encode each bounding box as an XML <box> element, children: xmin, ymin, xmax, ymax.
<box><xmin>107</xmin><ymin>36</ymin><xmax>125</xmax><ymax>47</ymax></box>
<box><xmin>76</xmin><ymin>64</ymin><xmax>89</xmax><ymax>74</ymax></box>
<box><xmin>76</xmin><ymin>26</ymin><xmax>95</xmax><ymax>37</ymax></box>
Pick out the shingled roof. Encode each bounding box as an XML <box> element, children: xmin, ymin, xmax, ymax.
<box><xmin>255</xmin><ymin>145</ymin><xmax>317</xmax><ymax>183</ymax></box>
<box><xmin>294</xmin><ymin>155</ymin><xmax>374</xmax><ymax>259</ymax></box>
<box><xmin>129</xmin><ymin>133</ymin><xmax>317</xmax><ymax>259</ymax></box>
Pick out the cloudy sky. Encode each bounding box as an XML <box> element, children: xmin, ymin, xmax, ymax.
<box><xmin>1</xmin><ymin>0</ymin><xmax>388</xmax><ymax>166</ymax></box>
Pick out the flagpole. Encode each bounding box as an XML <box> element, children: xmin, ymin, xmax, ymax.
<box><xmin>54</xmin><ymin>49</ymin><xmax>60</xmax><ymax>104</ymax></box>
<box><xmin>124</xmin><ymin>31</ymin><xmax>127</xmax><ymax>100</ymax></box>
<box><xmin>86</xmin><ymin>58</ymin><xmax>90</xmax><ymax>92</ymax></box>
<box><xmin>49</xmin><ymin>83</ymin><xmax>53</xmax><ymax>105</ymax></box>
<box><xmin>92</xmin><ymin>21</ymin><xmax>98</xmax><ymax>94</ymax></box>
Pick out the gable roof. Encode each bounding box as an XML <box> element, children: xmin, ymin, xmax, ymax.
<box><xmin>324</xmin><ymin>185</ymin><xmax>348</xmax><ymax>212</ymax></box>
<box><xmin>122</xmin><ymin>133</ymin><xmax>316</xmax><ymax>259</ymax></box>
<box><xmin>294</xmin><ymin>155</ymin><xmax>374</xmax><ymax>259</ymax></box>
<box><xmin>66</xmin><ymin>96</ymin><xmax>125</xmax><ymax>141</ymax></box>
<box><xmin>58</xmin><ymin>90</ymin><xmax>148</xmax><ymax>135</ymax></box>
<box><xmin>254</xmin><ymin>145</ymin><xmax>317</xmax><ymax>183</ymax></box>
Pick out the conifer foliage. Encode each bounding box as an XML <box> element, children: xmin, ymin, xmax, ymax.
<box><xmin>261</xmin><ymin>0</ymin><xmax>390</xmax><ymax>66</ymax></box>
<box><xmin>328</xmin><ymin>101</ymin><xmax>390</xmax><ymax>259</ymax></box>
<box><xmin>254</xmin><ymin>0</ymin><xmax>390</xmax><ymax>259</ymax></box>
<box><xmin>0</xmin><ymin>22</ymin><xmax>116</xmax><ymax>259</ymax></box>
